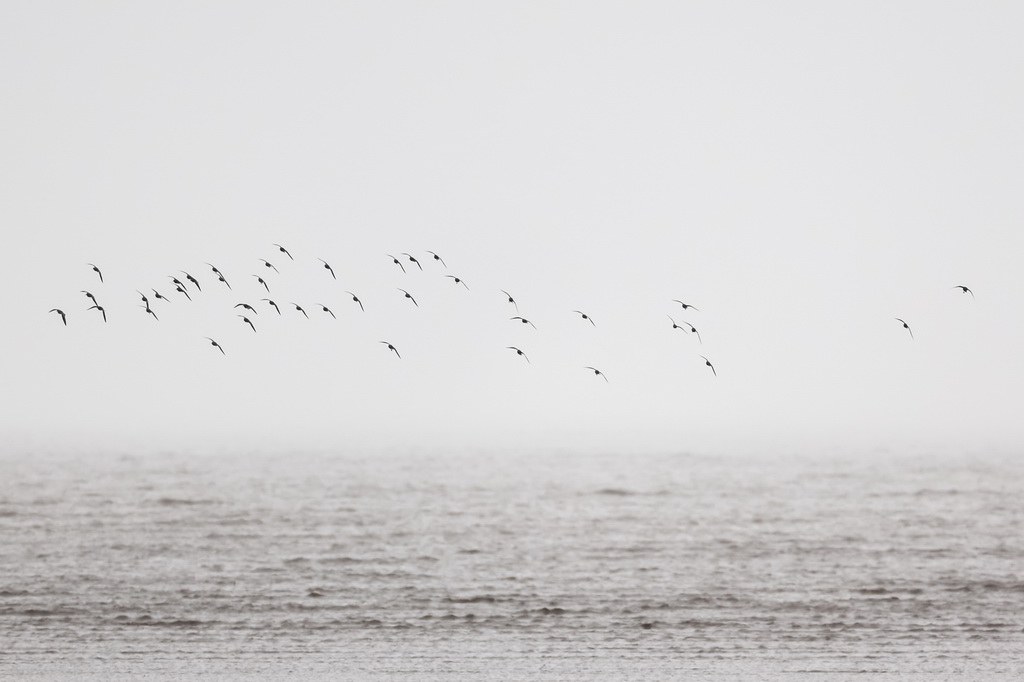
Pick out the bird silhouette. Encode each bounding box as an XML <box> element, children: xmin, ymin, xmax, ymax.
<box><xmin>253</xmin><ymin>274</ymin><xmax>270</xmax><ymax>292</ymax></box>
<box><xmin>380</xmin><ymin>341</ymin><xmax>401</xmax><ymax>358</ymax></box>
<box><xmin>387</xmin><ymin>254</ymin><xmax>406</xmax><ymax>273</ymax></box>
<box><xmin>87</xmin><ymin>263</ymin><xmax>103</xmax><ymax>283</ymax></box>
<box><xmin>259</xmin><ymin>259</ymin><xmax>279</xmax><ymax>273</ymax></box>
<box><xmin>142</xmin><ymin>305</ymin><xmax>159</xmax><ymax>321</ymax></box>
<box><xmin>261</xmin><ymin>299</ymin><xmax>281</xmax><ymax>314</ymax></box>
<box><xmin>427</xmin><ymin>251</ymin><xmax>446</xmax><ymax>267</ymax></box>
<box><xmin>317</xmin><ymin>304</ymin><xmax>336</xmax><ymax>319</ymax></box>
<box><xmin>206</xmin><ymin>265</ymin><xmax>230</xmax><ymax>289</ymax></box>
<box><xmin>585</xmin><ymin>366</ymin><xmax>608</xmax><ymax>382</ymax></box>
<box><xmin>511</xmin><ymin>316</ymin><xmax>536</xmax><ymax>329</ymax></box>
<box><xmin>181</xmin><ymin>271</ymin><xmax>201</xmax><ymax>291</ymax></box>
<box><xmin>507</xmin><ymin>346</ymin><xmax>529</xmax><ymax>363</ymax></box>
<box><xmin>49</xmin><ymin>309</ymin><xmax>67</xmax><ymax>325</ymax></box>
<box><xmin>88</xmin><ymin>305</ymin><xmax>107</xmax><ymax>322</ymax></box>
<box><xmin>174</xmin><ymin>285</ymin><xmax>191</xmax><ymax>301</ymax></box>
<box><xmin>573</xmin><ymin>310</ymin><xmax>596</xmax><ymax>326</ymax></box>
<box><xmin>345</xmin><ymin>292</ymin><xmax>364</xmax><ymax>312</ymax></box>
<box><xmin>136</xmin><ymin>290</ymin><xmax>149</xmax><ymax>307</ymax></box>
<box><xmin>895</xmin><ymin>318</ymin><xmax>914</xmax><ymax>339</ymax></box>
<box><xmin>319</xmin><ymin>258</ymin><xmax>336</xmax><ymax>279</ymax></box>
<box><xmin>402</xmin><ymin>253</ymin><xmax>423</xmax><ymax>271</ymax></box>
<box><xmin>700</xmin><ymin>356</ymin><xmax>717</xmax><ymax>376</ymax></box>
<box><xmin>238</xmin><ymin>315</ymin><xmax>256</xmax><ymax>332</ymax></box>
<box><xmin>273</xmin><ymin>243</ymin><xmax>293</xmax><ymax>260</ymax></box>
<box><xmin>500</xmin><ymin>290</ymin><xmax>519</xmax><ymax>312</ymax></box>
<box><xmin>151</xmin><ymin>289</ymin><xmax>169</xmax><ymax>303</ymax></box>
<box><xmin>673</xmin><ymin>300</ymin><xmax>700</xmax><ymax>311</ymax></box>
<box><xmin>675</xmin><ymin>318</ymin><xmax>701</xmax><ymax>344</ymax></box>
<box><xmin>234</xmin><ymin>303</ymin><xmax>258</xmax><ymax>314</ymax></box>
<box><xmin>81</xmin><ymin>290</ymin><xmax>98</xmax><ymax>305</ymax></box>
<box><xmin>952</xmin><ymin>285</ymin><xmax>975</xmax><ymax>299</ymax></box>
<box><xmin>446</xmin><ymin>275</ymin><xmax>469</xmax><ymax>289</ymax></box>
<box><xmin>291</xmin><ymin>303</ymin><xmax>309</xmax><ymax>318</ymax></box>
<box><xmin>170</xmin><ymin>276</ymin><xmax>188</xmax><ymax>290</ymax></box>
<box><xmin>204</xmin><ymin>337</ymin><xmax>225</xmax><ymax>355</ymax></box>
<box><xmin>398</xmin><ymin>288</ymin><xmax>418</xmax><ymax>307</ymax></box>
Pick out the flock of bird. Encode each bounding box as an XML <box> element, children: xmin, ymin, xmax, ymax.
<box><xmin>48</xmin><ymin>244</ymin><xmax>976</xmax><ymax>382</ymax></box>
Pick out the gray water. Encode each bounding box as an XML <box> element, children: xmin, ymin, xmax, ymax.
<box><xmin>1</xmin><ymin>448</ymin><xmax>1022</xmax><ymax>680</ymax></box>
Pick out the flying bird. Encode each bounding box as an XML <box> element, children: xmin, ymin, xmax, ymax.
<box><xmin>259</xmin><ymin>259</ymin><xmax>279</xmax><ymax>273</ymax></box>
<box><xmin>261</xmin><ymin>299</ymin><xmax>281</xmax><ymax>314</ymax></box>
<box><xmin>142</xmin><ymin>305</ymin><xmax>159</xmax><ymax>321</ymax></box>
<box><xmin>49</xmin><ymin>308</ymin><xmax>67</xmax><ymax>325</ymax></box>
<box><xmin>511</xmin><ymin>316</ymin><xmax>537</xmax><ymax>329</ymax></box>
<box><xmin>151</xmin><ymin>289</ymin><xmax>169</xmax><ymax>303</ymax></box>
<box><xmin>500</xmin><ymin>290</ymin><xmax>519</xmax><ymax>312</ymax></box>
<box><xmin>238</xmin><ymin>315</ymin><xmax>257</xmax><ymax>332</ymax></box>
<box><xmin>136</xmin><ymin>290</ymin><xmax>150</xmax><ymax>307</ymax></box>
<box><xmin>253</xmin><ymin>274</ymin><xmax>270</xmax><ymax>292</ymax></box>
<box><xmin>700</xmin><ymin>356</ymin><xmax>717</xmax><ymax>376</ymax></box>
<box><xmin>209</xmin><ymin>267</ymin><xmax>231</xmax><ymax>289</ymax></box>
<box><xmin>235</xmin><ymin>303</ymin><xmax>258</xmax><ymax>314</ymax></box>
<box><xmin>895</xmin><ymin>318</ymin><xmax>914</xmax><ymax>339</ymax></box>
<box><xmin>81</xmin><ymin>290</ymin><xmax>98</xmax><ymax>305</ymax></box>
<box><xmin>174</xmin><ymin>285</ymin><xmax>191</xmax><ymax>301</ymax></box>
<box><xmin>398</xmin><ymin>288</ymin><xmax>418</xmax><ymax>307</ymax></box>
<box><xmin>674</xmin><ymin>318</ymin><xmax>701</xmax><ymax>344</ymax></box>
<box><xmin>87</xmin><ymin>263</ymin><xmax>103</xmax><ymax>282</ymax></box>
<box><xmin>402</xmin><ymin>253</ymin><xmax>423</xmax><ymax>271</ymax></box>
<box><xmin>291</xmin><ymin>303</ymin><xmax>309</xmax><ymax>318</ymax></box>
<box><xmin>507</xmin><ymin>346</ymin><xmax>529</xmax><ymax>363</ymax></box>
<box><xmin>446</xmin><ymin>275</ymin><xmax>469</xmax><ymax>289</ymax></box>
<box><xmin>952</xmin><ymin>285</ymin><xmax>975</xmax><ymax>299</ymax></box>
<box><xmin>273</xmin><ymin>243</ymin><xmax>293</xmax><ymax>260</ymax></box>
<box><xmin>88</xmin><ymin>305</ymin><xmax>107</xmax><ymax>322</ymax></box>
<box><xmin>673</xmin><ymin>300</ymin><xmax>700</xmax><ymax>311</ymax></box>
<box><xmin>317</xmin><ymin>304</ymin><xmax>336</xmax><ymax>319</ymax></box>
<box><xmin>205</xmin><ymin>337</ymin><xmax>225</xmax><ymax>355</ymax></box>
<box><xmin>319</xmin><ymin>258</ymin><xmax>336</xmax><ymax>279</ymax></box>
<box><xmin>585</xmin><ymin>366</ymin><xmax>609</xmax><ymax>382</ymax></box>
<box><xmin>573</xmin><ymin>310</ymin><xmax>596</xmax><ymax>326</ymax></box>
<box><xmin>181</xmin><ymin>271</ymin><xmax>201</xmax><ymax>291</ymax></box>
<box><xmin>427</xmin><ymin>251</ymin><xmax>446</xmax><ymax>267</ymax></box>
<box><xmin>346</xmin><ymin>292</ymin><xmax>364</xmax><ymax>312</ymax></box>
<box><xmin>386</xmin><ymin>254</ymin><xmax>406</xmax><ymax>273</ymax></box>
<box><xmin>169</xmin><ymin>276</ymin><xmax>188</xmax><ymax>290</ymax></box>
<box><xmin>380</xmin><ymin>341</ymin><xmax>401</xmax><ymax>358</ymax></box>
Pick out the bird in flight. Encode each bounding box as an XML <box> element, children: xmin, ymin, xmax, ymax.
<box><xmin>500</xmin><ymin>290</ymin><xmax>519</xmax><ymax>312</ymax></box>
<box><xmin>206</xmin><ymin>264</ymin><xmax>230</xmax><ymax>289</ymax></box>
<box><xmin>895</xmin><ymin>318</ymin><xmax>914</xmax><ymax>339</ymax></box>
<box><xmin>170</xmin><ymin>275</ymin><xmax>188</xmax><ymax>290</ymax></box>
<box><xmin>386</xmin><ymin>254</ymin><xmax>406</xmax><ymax>273</ymax></box>
<box><xmin>585</xmin><ymin>366</ymin><xmax>609</xmax><ymax>382</ymax></box>
<box><xmin>261</xmin><ymin>299</ymin><xmax>281</xmax><ymax>314</ymax></box>
<box><xmin>136</xmin><ymin>290</ymin><xmax>149</xmax><ymax>307</ymax></box>
<box><xmin>291</xmin><ymin>303</ymin><xmax>309</xmax><ymax>318</ymax></box>
<box><xmin>253</xmin><ymin>275</ymin><xmax>270</xmax><ymax>292</ymax></box>
<box><xmin>380</xmin><ymin>341</ymin><xmax>401</xmax><ymax>358</ymax></box>
<box><xmin>398</xmin><ymin>288</ymin><xmax>419</xmax><ymax>307</ymax></box>
<box><xmin>205</xmin><ymin>337</ymin><xmax>225</xmax><ymax>355</ymax></box>
<box><xmin>673</xmin><ymin>318</ymin><xmax>701</xmax><ymax>344</ymax></box>
<box><xmin>427</xmin><ymin>251</ymin><xmax>446</xmax><ymax>267</ymax></box>
<box><xmin>151</xmin><ymin>289</ymin><xmax>169</xmax><ymax>303</ymax></box>
<box><xmin>88</xmin><ymin>305</ymin><xmax>107</xmax><ymax>322</ymax></box>
<box><xmin>952</xmin><ymin>285</ymin><xmax>974</xmax><ymax>299</ymax></box>
<box><xmin>238</xmin><ymin>315</ymin><xmax>257</xmax><ymax>332</ymax></box>
<box><xmin>259</xmin><ymin>259</ymin><xmax>279</xmax><ymax>273</ymax></box>
<box><xmin>317</xmin><ymin>304</ymin><xmax>336</xmax><ymax>319</ymax></box>
<box><xmin>181</xmin><ymin>271</ymin><xmax>201</xmax><ymax>291</ymax></box>
<box><xmin>273</xmin><ymin>243</ymin><xmax>293</xmax><ymax>260</ymax></box>
<box><xmin>81</xmin><ymin>290</ymin><xmax>98</xmax><ymax>305</ymax></box>
<box><xmin>673</xmin><ymin>300</ymin><xmax>700</xmax><ymax>311</ymax></box>
<box><xmin>402</xmin><ymin>253</ymin><xmax>423</xmax><ymax>271</ymax></box>
<box><xmin>446</xmin><ymin>275</ymin><xmax>469</xmax><ymax>289</ymax></box>
<box><xmin>700</xmin><ymin>355</ymin><xmax>717</xmax><ymax>376</ymax></box>
<box><xmin>142</xmin><ymin>305</ymin><xmax>159</xmax><ymax>321</ymax></box>
<box><xmin>319</xmin><ymin>258</ymin><xmax>336</xmax><ymax>279</ymax></box>
<box><xmin>346</xmin><ymin>292</ymin><xmax>364</xmax><ymax>312</ymax></box>
<box><xmin>174</xmin><ymin>284</ymin><xmax>191</xmax><ymax>300</ymax></box>
<box><xmin>511</xmin><ymin>316</ymin><xmax>536</xmax><ymax>329</ymax></box>
<box><xmin>235</xmin><ymin>303</ymin><xmax>258</xmax><ymax>314</ymax></box>
<box><xmin>87</xmin><ymin>263</ymin><xmax>103</xmax><ymax>283</ymax></box>
<box><xmin>573</xmin><ymin>310</ymin><xmax>596</xmax><ymax>326</ymax></box>
<box><xmin>507</xmin><ymin>346</ymin><xmax>529</xmax><ymax>363</ymax></box>
<box><xmin>49</xmin><ymin>309</ymin><xmax>67</xmax><ymax>325</ymax></box>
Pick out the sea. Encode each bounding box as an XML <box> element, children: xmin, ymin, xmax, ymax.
<box><xmin>1</xmin><ymin>447</ymin><xmax>1021</xmax><ymax>680</ymax></box>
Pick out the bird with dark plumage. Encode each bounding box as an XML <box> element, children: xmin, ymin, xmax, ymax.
<box><xmin>446</xmin><ymin>275</ymin><xmax>469</xmax><ymax>290</ymax></box>
<box><xmin>346</xmin><ymin>292</ymin><xmax>364</xmax><ymax>312</ymax></box>
<box><xmin>573</xmin><ymin>310</ymin><xmax>595</xmax><ymax>326</ymax></box>
<box><xmin>511</xmin><ymin>316</ymin><xmax>536</xmax><ymax>329</ymax></box>
<box><xmin>88</xmin><ymin>305</ymin><xmax>106</xmax><ymax>322</ymax></box>
<box><xmin>403</xmin><ymin>253</ymin><xmax>423</xmax><ymax>271</ymax></box>
<box><xmin>500</xmin><ymin>290</ymin><xmax>519</xmax><ymax>312</ymax></box>
<box><xmin>585</xmin><ymin>366</ymin><xmax>608</xmax><ymax>382</ymax></box>
<box><xmin>261</xmin><ymin>299</ymin><xmax>281</xmax><ymax>315</ymax></box>
<box><xmin>319</xmin><ymin>259</ymin><xmax>336</xmax><ymax>280</ymax></box>
<box><xmin>142</xmin><ymin>305</ymin><xmax>159</xmax><ymax>321</ymax></box>
<box><xmin>259</xmin><ymin>259</ymin><xmax>279</xmax><ymax>273</ymax></box>
<box><xmin>49</xmin><ymin>309</ymin><xmax>67</xmax><ymax>325</ymax></box>
<box><xmin>253</xmin><ymin>275</ymin><xmax>270</xmax><ymax>292</ymax></box>
<box><xmin>380</xmin><ymin>341</ymin><xmax>401</xmax><ymax>358</ymax></box>
<box><xmin>87</xmin><ymin>263</ymin><xmax>103</xmax><ymax>283</ymax></box>
<box><xmin>507</xmin><ymin>346</ymin><xmax>529</xmax><ymax>363</ymax></box>
<box><xmin>291</xmin><ymin>303</ymin><xmax>309</xmax><ymax>318</ymax></box>
<box><xmin>235</xmin><ymin>303</ymin><xmax>258</xmax><ymax>315</ymax></box>
<box><xmin>398</xmin><ymin>289</ymin><xmax>418</xmax><ymax>307</ymax></box>
<box><xmin>953</xmin><ymin>285</ymin><xmax>975</xmax><ymax>299</ymax></box>
<box><xmin>317</xmin><ymin>304</ymin><xmax>336</xmax><ymax>319</ymax></box>
<box><xmin>895</xmin><ymin>318</ymin><xmax>914</xmax><ymax>339</ymax></box>
<box><xmin>427</xmin><ymin>251</ymin><xmax>446</xmax><ymax>267</ymax></box>
<box><xmin>151</xmin><ymin>289</ymin><xmax>169</xmax><ymax>303</ymax></box>
<box><xmin>700</xmin><ymin>355</ymin><xmax>717</xmax><ymax>376</ymax></box>
<box><xmin>204</xmin><ymin>337</ymin><xmax>225</xmax><ymax>355</ymax></box>
<box><xmin>273</xmin><ymin>243</ymin><xmax>293</xmax><ymax>260</ymax></box>
<box><xmin>238</xmin><ymin>315</ymin><xmax>256</xmax><ymax>332</ymax></box>
<box><xmin>673</xmin><ymin>300</ymin><xmax>700</xmax><ymax>311</ymax></box>
<box><xmin>387</xmin><ymin>254</ymin><xmax>406</xmax><ymax>273</ymax></box>
<box><xmin>181</xmin><ymin>271</ymin><xmax>201</xmax><ymax>291</ymax></box>
<box><xmin>82</xmin><ymin>290</ymin><xmax>98</xmax><ymax>305</ymax></box>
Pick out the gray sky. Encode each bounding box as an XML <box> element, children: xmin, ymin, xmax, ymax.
<box><xmin>3</xmin><ymin>1</ymin><xmax>1023</xmax><ymax>456</ymax></box>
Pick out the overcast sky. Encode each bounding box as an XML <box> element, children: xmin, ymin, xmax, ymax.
<box><xmin>3</xmin><ymin>1</ymin><xmax>1023</xmax><ymax>456</ymax></box>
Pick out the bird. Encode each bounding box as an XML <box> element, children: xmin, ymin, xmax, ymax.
<box><xmin>673</xmin><ymin>300</ymin><xmax>700</xmax><ymax>311</ymax></box>
<box><xmin>675</xmin><ymin>318</ymin><xmax>701</xmax><ymax>344</ymax></box>
<box><xmin>585</xmin><ymin>366</ymin><xmax>608</xmax><ymax>382</ymax></box>
<box><xmin>259</xmin><ymin>259</ymin><xmax>279</xmax><ymax>273</ymax></box>
<box><xmin>398</xmin><ymin>288</ymin><xmax>418</xmax><ymax>307</ymax></box>
<box><xmin>204</xmin><ymin>337</ymin><xmax>225</xmax><ymax>355</ymax></box>
<box><xmin>427</xmin><ymin>251</ymin><xmax>446</xmax><ymax>267</ymax></box>
<box><xmin>507</xmin><ymin>346</ymin><xmax>529</xmax><ymax>363</ymax></box>
<box><xmin>253</xmin><ymin>274</ymin><xmax>270</xmax><ymax>292</ymax></box>
<box><xmin>208</xmin><ymin>265</ymin><xmax>230</xmax><ymax>289</ymax></box>
<box><xmin>234</xmin><ymin>303</ymin><xmax>258</xmax><ymax>314</ymax></box>
<box><xmin>700</xmin><ymin>355</ymin><xmax>717</xmax><ymax>376</ymax></box>
<box><xmin>49</xmin><ymin>308</ymin><xmax>67</xmax><ymax>325</ymax></box>
<box><xmin>386</xmin><ymin>254</ymin><xmax>406</xmax><ymax>273</ymax></box>
<box><xmin>174</xmin><ymin>285</ymin><xmax>191</xmax><ymax>301</ymax></box>
<box><xmin>261</xmin><ymin>299</ymin><xmax>281</xmax><ymax>315</ymax></box>
<box><xmin>181</xmin><ymin>271</ymin><xmax>201</xmax><ymax>291</ymax></box>
<box><xmin>238</xmin><ymin>315</ymin><xmax>256</xmax><ymax>332</ymax></box>
<box><xmin>668</xmin><ymin>316</ymin><xmax>685</xmax><ymax>331</ymax></box>
<box><xmin>142</xmin><ymin>305</ymin><xmax>159</xmax><ymax>321</ymax></box>
<box><xmin>402</xmin><ymin>253</ymin><xmax>423</xmax><ymax>271</ymax></box>
<box><xmin>206</xmin><ymin>263</ymin><xmax>223</xmax><ymax>276</ymax></box>
<box><xmin>511</xmin><ymin>316</ymin><xmax>536</xmax><ymax>329</ymax></box>
<box><xmin>380</xmin><ymin>341</ymin><xmax>401</xmax><ymax>358</ymax></box>
<box><xmin>136</xmin><ymin>290</ymin><xmax>150</xmax><ymax>307</ymax></box>
<box><xmin>87</xmin><ymin>263</ymin><xmax>103</xmax><ymax>283</ymax></box>
<box><xmin>273</xmin><ymin>243</ymin><xmax>293</xmax><ymax>260</ymax></box>
<box><xmin>895</xmin><ymin>318</ymin><xmax>914</xmax><ymax>339</ymax></box>
<box><xmin>88</xmin><ymin>305</ymin><xmax>107</xmax><ymax>322</ymax></box>
<box><xmin>500</xmin><ymin>290</ymin><xmax>519</xmax><ymax>312</ymax></box>
<box><xmin>291</xmin><ymin>303</ymin><xmax>309</xmax><ymax>318</ymax></box>
<box><xmin>345</xmin><ymin>292</ymin><xmax>364</xmax><ymax>312</ymax></box>
<box><xmin>151</xmin><ymin>289</ymin><xmax>169</xmax><ymax>303</ymax></box>
<box><xmin>317</xmin><ymin>304</ymin><xmax>336</xmax><ymax>319</ymax></box>
<box><xmin>446</xmin><ymin>275</ymin><xmax>469</xmax><ymax>289</ymax></box>
<box><xmin>952</xmin><ymin>285</ymin><xmax>975</xmax><ymax>299</ymax></box>
<box><xmin>169</xmin><ymin>276</ymin><xmax>188</xmax><ymax>290</ymax></box>
<box><xmin>81</xmin><ymin>290</ymin><xmax>98</xmax><ymax>305</ymax></box>
<box><xmin>319</xmin><ymin>258</ymin><xmax>336</xmax><ymax>279</ymax></box>
<box><xmin>573</xmin><ymin>310</ymin><xmax>596</xmax><ymax>326</ymax></box>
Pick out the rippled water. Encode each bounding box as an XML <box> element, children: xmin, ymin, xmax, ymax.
<box><xmin>1</xmin><ymin>448</ymin><xmax>1022</xmax><ymax>680</ymax></box>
